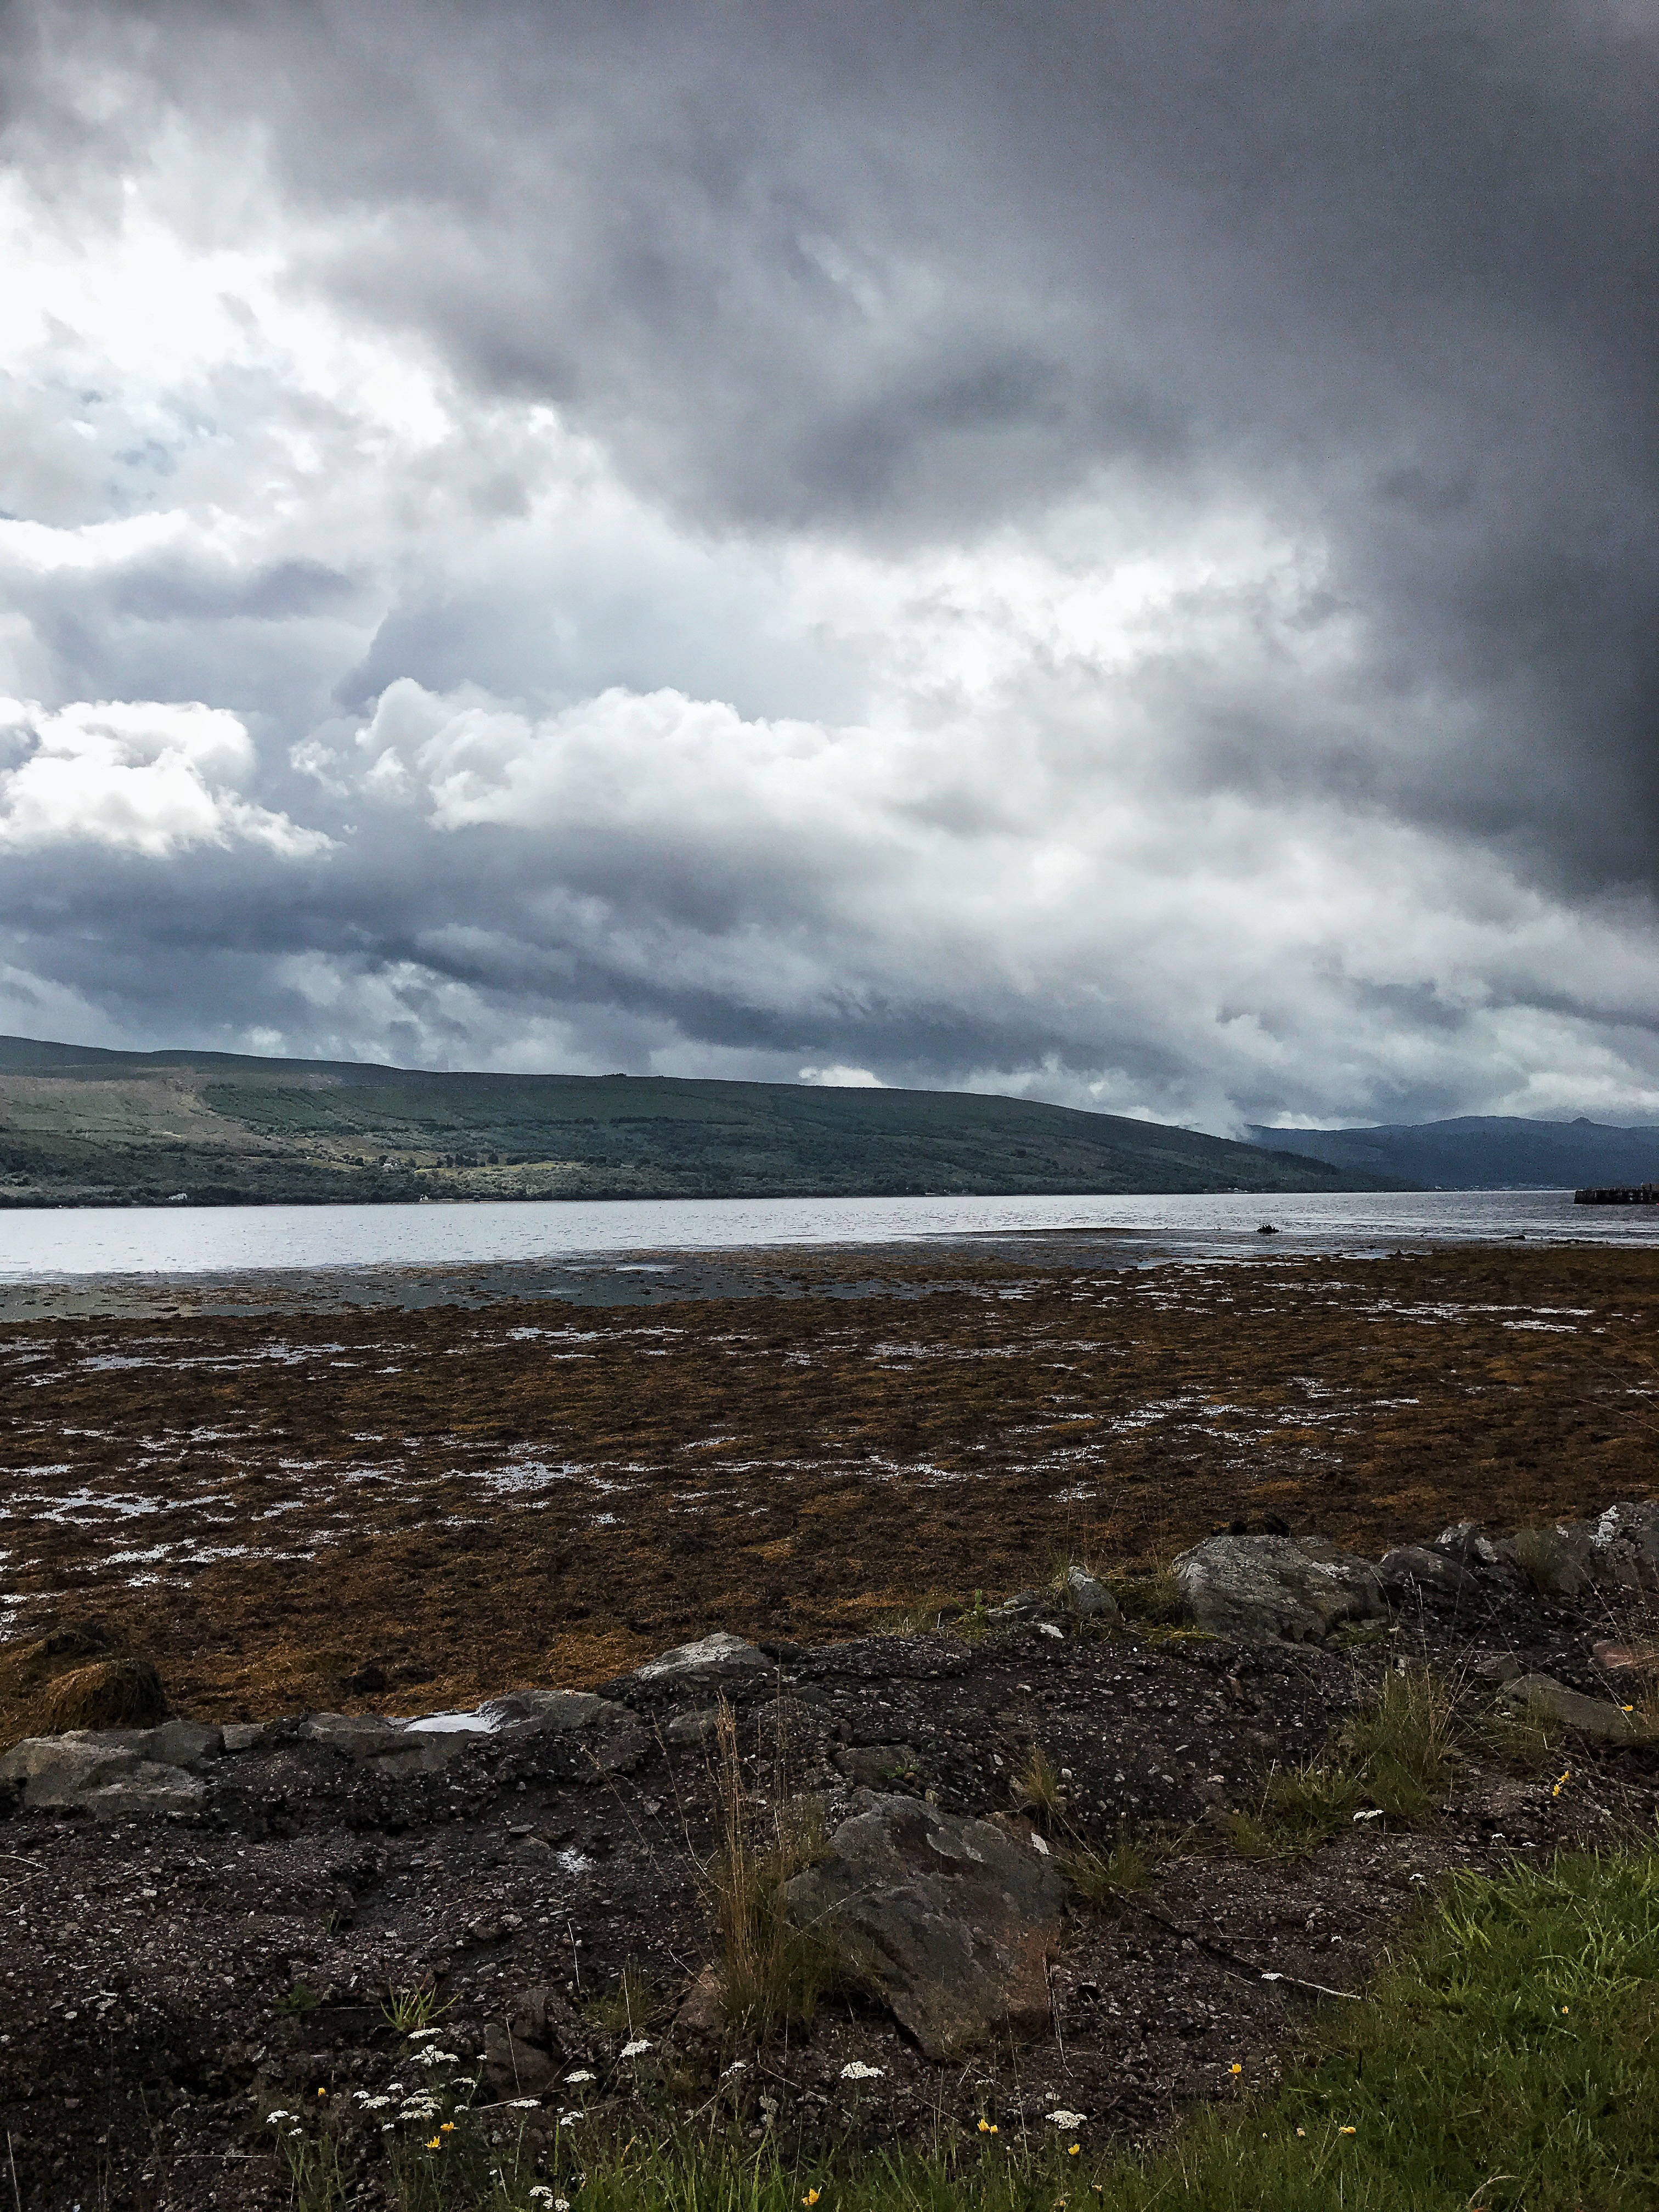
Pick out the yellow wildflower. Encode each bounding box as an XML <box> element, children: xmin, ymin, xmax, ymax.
<box><xmin>1068</xmin><ymin>2144</ymin><xmax>1081</xmax><ymax>2157</ymax></box>
<box><xmin>1339</xmin><ymin>2125</ymin><xmax>1357</xmax><ymax>2137</ymax></box>
<box><xmin>803</xmin><ymin>2192</ymin><xmax>821</xmax><ymax>2207</ymax></box>
<box><xmin>978</xmin><ymin>2118</ymin><xmax>999</xmax><ymax>2135</ymax></box>
<box><xmin>426</xmin><ymin>2136</ymin><xmax>441</xmax><ymax>2151</ymax></box>
<box><xmin>441</xmin><ymin>2122</ymin><xmax>456</xmax><ymax>2134</ymax></box>
<box><xmin>1229</xmin><ymin>2063</ymin><xmax>1243</xmax><ymax>2076</ymax></box>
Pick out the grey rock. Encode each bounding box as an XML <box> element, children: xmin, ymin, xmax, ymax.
<box><xmin>481</xmin><ymin>1689</ymin><xmax>606</xmax><ymax>1736</ymax></box>
<box><xmin>1432</xmin><ymin>1525</ymin><xmax>1515</xmax><ymax>1579</ymax></box>
<box><xmin>481</xmin><ymin>1984</ymin><xmax>569</xmax><ymax>2095</ymax></box>
<box><xmin>635</xmin><ymin>1632</ymin><xmax>770</xmax><ymax>1689</ymax></box>
<box><xmin>1498</xmin><ymin>1673</ymin><xmax>1646</xmax><ymax>1744</ymax></box>
<box><xmin>1474</xmin><ymin>1652</ymin><xmax>1524</xmax><ymax>1685</ymax></box>
<box><xmin>834</xmin><ymin>1743</ymin><xmax>922</xmax><ymax>1789</ymax></box>
<box><xmin>0</xmin><ymin>1732</ymin><xmax>207</xmax><ymax>1816</ymax></box>
<box><xmin>1379</xmin><ymin>1545</ymin><xmax>1474</xmax><ymax>1599</ymax></box>
<box><xmin>1171</xmin><ymin>1533</ymin><xmax>1388</xmax><ymax>1643</ymax></box>
<box><xmin>301</xmin><ymin>1712</ymin><xmax>405</xmax><ymax>1758</ymax></box>
<box><xmin>79</xmin><ymin>1768</ymin><xmax>208</xmax><ymax>1818</ymax></box>
<box><xmin>130</xmin><ymin>1718</ymin><xmax>223</xmax><ymax>1767</ymax></box>
<box><xmin>785</xmin><ymin>1792</ymin><xmax>1066</xmax><ymax>2060</ymax></box>
<box><xmin>1585</xmin><ymin>1502</ymin><xmax>1659</xmax><ymax>1589</ymax></box>
<box><xmin>299</xmin><ymin>1711</ymin><xmax>477</xmax><ymax>1775</ymax></box>
<box><xmin>1063</xmin><ymin>1567</ymin><xmax>1120</xmax><ymax>1621</ymax></box>
<box><xmin>365</xmin><ymin>1733</ymin><xmax>478</xmax><ymax>1777</ymax></box>
<box><xmin>221</xmin><ymin>1722</ymin><xmax>269</xmax><ymax>1753</ymax></box>
<box><xmin>482</xmin><ymin>2019</ymin><xmax>559</xmax><ymax>2095</ymax></box>
<box><xmin>665</xmin><ymin>1708</ymin><xmax>721</xmax><ymax>1746</ymax></box>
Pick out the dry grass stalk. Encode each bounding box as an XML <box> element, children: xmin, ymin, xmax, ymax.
<box><xmin>706</xmin><ymin>1699</ymin><xmax>834</xmax><ymax>2032</ymax></box>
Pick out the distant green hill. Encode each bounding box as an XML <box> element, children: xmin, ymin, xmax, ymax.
<box><xmin>0</xmin><ymin>1034</ymin><xmax>1399</xmax><ymax>1206</ymax></box>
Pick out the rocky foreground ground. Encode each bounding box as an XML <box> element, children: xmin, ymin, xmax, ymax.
<box><xmin>3</xmin><ymin>1506</ymin><xmax>1657</xmax><ymax>2211</ymax></box>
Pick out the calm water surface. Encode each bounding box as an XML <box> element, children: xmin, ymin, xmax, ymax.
<box><xmin>0</xmin><ymin>1187</ymin><xmax>1653</xmax><ymax>1283</ymax></box>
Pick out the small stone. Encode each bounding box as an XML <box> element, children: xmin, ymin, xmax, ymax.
<box><xmin>636</xmin><ymin>1633</ymin><xmax>769</xmax><ymax>1688</ymax></box>
<box><xmin>1063</xmin><ymin>1568</ymin><xmax>1120</xmax><ymax>1621</ymax></box>
<box><xmin>1498</xmin><ymin>1673</ymin><xmax>1646</xmax><ymax>1744</ymax></box>
<box><xmin>834</xmin><ymin>1743</ymin><xmax>921</xmax><ymax>1789</ymax></box>
<box><xmin>673</xmin><ymin>1963</ymin><xmax>725</xmax><ymax>2040</ymax></box>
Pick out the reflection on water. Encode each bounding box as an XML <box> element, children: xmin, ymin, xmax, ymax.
<box><xmin>0</xmin><ymin>1184</ymin><xmax>1653</xmax><ymax>1283</ymax></box>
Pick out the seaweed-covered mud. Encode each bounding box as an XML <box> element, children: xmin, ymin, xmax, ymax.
<box><xmin>0</xmin><ymin>1243</ymin><xmax>1654</xmax><ymax>1722</ymax></box>
<box><xmin>2</xmin><ymin>1523</ymin><xmax>1658</xmax><ymax>2212</ymax></box>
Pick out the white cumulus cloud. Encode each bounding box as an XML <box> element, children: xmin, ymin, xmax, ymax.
<box><xmin>0</xmin><ymin>698</ymin><xmax>330</xmax><ymax>858</ymax></box>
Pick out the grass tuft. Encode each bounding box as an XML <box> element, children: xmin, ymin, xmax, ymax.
<box><xmin>706</xmin><ymin>1702</ymin><xmax>839</xmax><ymax>2032</ymax></box>
<box><xmin>1062</xmin><ymin>1833</ymin><xmax>1152</xmax><ymax>1912</ymax></box>
<box><xmin>1016</xmin><ymin>1745</ymin><xmax>1063</xmax><ymax>1826</ymax></box>
<box><xmin>1340</xmin><ymin>1663</ymin><xmax>1455</xmax><ymax>1820</ymax></box>
<box><xmin>584</xmin><ymin>1965</ymin><xmax>659</xmax><ymax>2034</ymax></box>
<box><xmin>1480</xmin><ymin>1686</ymin><xmax>1562</xmax><ymax>1773</ymax></box>
<box><xmin>1106</xmin><ymin>1567</ymin><xmax>1183</xmax><ymax>1625</ymax></box>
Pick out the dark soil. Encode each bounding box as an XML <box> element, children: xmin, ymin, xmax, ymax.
<box><xmin>1</xmin><ymin>1574</ymin><xmax>1654</xmax><ymax>2212</ymax></box>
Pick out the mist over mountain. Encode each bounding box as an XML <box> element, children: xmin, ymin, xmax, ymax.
<box><xmin>1249</xmin><ymin>1118</ymin><xmax>1659</xmax><ymax>1191</ymax></box>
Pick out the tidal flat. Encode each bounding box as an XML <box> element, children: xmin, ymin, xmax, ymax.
<box><xmin>2</xmin><ymin>1238</ymin><xmax>1654</xmax><ymax>1738</ymax></box>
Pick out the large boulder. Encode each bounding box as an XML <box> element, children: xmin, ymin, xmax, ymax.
<box><xmin>784</xmin><ymin>1792</ymin><xmax>1066</xmax><ymax>2060</ymax></box>
<box><xmin>1171</xmin><ymin>1533</ymin><xmax>1387</xmax><ymax>1643</ymax></box>
<box><xmin>0</xmin><ymin>1723</ymin><xmax>219</xmax><ymax>1816</ymax></box>
<box><xmin>1498</xmin><ymin>1673</ymin><xmax>1647</xmax><ymax>1745</ymax></box>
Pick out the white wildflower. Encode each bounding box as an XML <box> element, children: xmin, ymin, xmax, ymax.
<box><xmin>507</xmin><ymin>2097</ymin><xmax>540</xmax><ymax>2108</ymax></box>
<box><xmin>1046</xmin><ymin>2109</ymin><xmax>1087</xmax><ymax>2128</ymax></box>
<box><xmin>414</xmin><ymin>2045</ymin><xmax>459</xmax><ymax>2067</ymax></box>
<box><xmin>557</xmin><ymin>2109</ymin><xmax>583</xmax><ymax>2126</ymax></box>
<box><xmin>564</xmin><ymin>2069</ymin><xmax>596</xmax><ymax>2084</ymax></box>
<box><xmin>264</xmin><ymin>2110</ymin><xmax>293</xmax><ymax>2124</ymax></box>
<box><xmin>408</xmin><ymin>2027</ymin><xmax>443</xmax><ymax>2040</ymax></box>
<box><xmin>1037</xmin><ymin>1622</ymin><xmax>1064</xmax><ymax>1639</ymax></box>
<box><xmin>620</xmin><ymin>2037</ymin><xmax>652</xmax><ymax>2058</ymax></box>
<box><xmin>839</xmin><ymin>2062</ymin><xmax>885</xmax><ymax>2081</ymax></box>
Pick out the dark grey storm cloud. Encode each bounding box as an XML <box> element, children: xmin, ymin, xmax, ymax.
<box><xmin>0</xmin><ymin>0</ymin><xmax>1655</xmax><ymax>1124</ymax></box>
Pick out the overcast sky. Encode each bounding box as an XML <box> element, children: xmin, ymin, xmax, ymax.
<box><xmin>0</xmin><ymin>0</ymin><xmax>1655</xmax><ymax>1130</ymax></box>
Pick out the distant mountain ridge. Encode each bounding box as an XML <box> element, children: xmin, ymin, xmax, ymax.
<box><xmin>0</xmin><ymin>1032</ymin><xmax>1398</xmax><ymax>1206</ymax></box>
<box><xmin>1247</xmin><ymin>1114</ymin><xmax>1659</xmax><ymax>1190</ymax></box>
